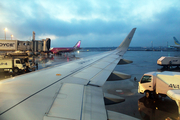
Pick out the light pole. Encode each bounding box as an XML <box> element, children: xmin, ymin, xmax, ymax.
<box><xmin>4</xmin><ymin>28</ymin><xmax>7</xmax><ymax>40</ymax></box>
<box><xmin>11</xmin><ymin>34</ymin><xmax>13</xmax><ymax>40</ymax></box>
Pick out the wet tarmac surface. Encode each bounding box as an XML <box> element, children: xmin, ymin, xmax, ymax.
<box><xmin>104</xmin><ymin>51</ymin><xmax>180</xmax><ymax>120</ymax></box>
<box><xmin>0</xmin><ymin>51</ymin><xmax>180</xmax><ymax>120</ymax></box>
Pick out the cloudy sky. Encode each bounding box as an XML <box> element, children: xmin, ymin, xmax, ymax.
<box><xmin>0</xmin><ymin>0</ymin><xmax>180</xmax><ymax>47</ymax></box>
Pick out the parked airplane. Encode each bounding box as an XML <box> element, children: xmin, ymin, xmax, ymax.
<box><xmin>50</xmin><ymin>40</ymin><xmax>81</xmax><ymax>54</ymax></box>
<box><xmin>173</xmin><ymin>37</ymin><xmax>180</xmax><ymax>45</ymax></box>
<box><xmin>170</xmin><ymin>37</ymin><xmax>180</xmax><ymax>48</ymax></box>
<box><xmin>0</xmin><ymin>28</ymin><xmax>138</xmax><ymax>120</ymax></box>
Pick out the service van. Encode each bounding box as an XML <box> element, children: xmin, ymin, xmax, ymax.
<box><xmin>138</xmin><ymin>71</ymin><xmax>180</xmax><ymax>98</ymax></box>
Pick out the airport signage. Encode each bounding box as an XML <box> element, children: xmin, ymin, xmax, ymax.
<box><xmin>0</xmin><ymin>40</ymin><xmax>17</xmax><ymax>50</ymax></box>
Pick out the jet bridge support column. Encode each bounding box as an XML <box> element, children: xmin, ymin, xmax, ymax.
<box><xmin>32</xmin><ymin>31</ymin><xmax>35</xmax><ymax>53</ymax></box>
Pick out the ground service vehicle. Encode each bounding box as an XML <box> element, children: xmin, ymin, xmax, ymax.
<box><xmin>0</xmin><ymin>58</ymin><xmax>26</xmax><ymax>73</ymax></box>
<box><xmin>13</xmin><ymin>56</ymin><xmax>36</xmax><ymax>72</ymax></box>
<box><xmin>138</xmin><ymin>71</ymin><xmax>180</xmax><ymax>98</ymax></box>
<box><xmin>157</xmin><ymin>56</ymin><xmax>180</xmax><ymax>67</ymax></box>
<box><xmin>3</xmin><ymin>52</ymin><xmax>36</xmax><ymax>72</ymax></box>
<box><xmin>24</xmin><ymin>57</ymin><xmax>36</xmax><ymax>71</ymax></box>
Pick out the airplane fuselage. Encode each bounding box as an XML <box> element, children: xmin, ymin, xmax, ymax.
<box><xmin>50</xmin><ymin>47</ymin><xmax>81</xmax><ymax>54</ymax></box>
<box><xmin>50</xmin><ymin>40</ymin><xmax>81</xmax><ymax>54</ymax></box>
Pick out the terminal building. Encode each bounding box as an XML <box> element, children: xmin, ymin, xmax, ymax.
<box><xmin>0</xmin><ymin>31</ymin><xmax>51</xmax><ymax>52</ymax></box>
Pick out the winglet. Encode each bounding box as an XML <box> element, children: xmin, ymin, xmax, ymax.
<box><xmin>73</xmin><ymin>40</ymin><xmax>81</xmax><ymax>48</ymax></box>
<box><xmin>117</xmin><ymin>28</ymin><xmax>136</xmax><ymax>50</ymax></box>
<box><xmin>173</xmin><ymin>37</ymin><xmax>180</xmax><ymax>45</ymax></box>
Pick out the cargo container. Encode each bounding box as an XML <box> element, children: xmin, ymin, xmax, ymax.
<box><xmin>157</xmin><ymin>56</ymin><xmax>180</xmax><ymax>67</ymax></box>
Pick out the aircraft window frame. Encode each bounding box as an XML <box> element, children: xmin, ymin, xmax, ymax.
<box><xmin>140</xmin><ymin>75</ymin><xmax>152</xmax><ymax>83</ymax></box>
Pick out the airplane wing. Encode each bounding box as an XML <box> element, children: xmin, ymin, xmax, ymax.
<box><xmin>0</xmin><ymin>28</ymin><xmax>137</xmax><ymax>120</ymax></box>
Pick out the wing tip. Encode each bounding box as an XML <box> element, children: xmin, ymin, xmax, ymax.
<box><xmin>117</xmin><ymin>27</ymin><xmax>137</xmax><ymax>49</ymax></box>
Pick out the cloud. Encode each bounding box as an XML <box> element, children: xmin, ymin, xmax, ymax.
<box><xmin>37</xmin><ymin>34</ymin><xmax>59</xmax><ymax>40</ymax></box>
<box><xmin>0</xmin><ymin>0</ymin><xmax>180</xmax><ymax>47</ymax></box>
<box><xmin>51</xmin><ymin>32</ymin><xmax>126</xmax><ymax>47</ymax></box>
<box><xmin>134</xmin><ymin>6</ymin><xmax>180</xmax><ymax>47</ymax></box>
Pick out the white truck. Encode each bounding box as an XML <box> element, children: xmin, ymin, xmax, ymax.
<box><xmin>0</xmin><ymin>58</ymin><xmax>26</xmax><ymax>73</ymax></box>
<box><xmin>138</xmin><ymin>71</ymin><xmax>180</xmax><ymax>98</ymax></box>
<box><xmin>12</xmin><ymin>56</ymin><xmax>36</xmax><ymax>72</ymax></box>
<box><xmin>157</xmin><ymin>56</ymin><xmax>180</xmax><ymax>67</ymax></box>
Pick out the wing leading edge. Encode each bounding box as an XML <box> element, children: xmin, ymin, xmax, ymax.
<box><xmin>0</xmin><ymin>28</ymin><xmax>137</xmax><ymax>120</ymax></box>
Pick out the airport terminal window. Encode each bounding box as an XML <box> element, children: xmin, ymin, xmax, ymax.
<box><xmin>140</xmin><ymin>75</ymin><xmax>152</xmax><ymax>83</ymax></box>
